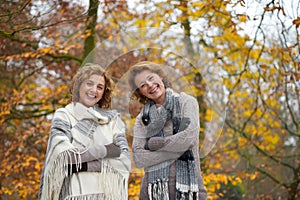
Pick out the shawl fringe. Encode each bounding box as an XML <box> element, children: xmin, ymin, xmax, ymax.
<box><xmin>39</xmin><ymin>103</ymin><xmax>130</xmax><ymax>200</ymax></box>
<box><xmin>42</xmin><ymin>149</ymin><xmax>80</xmax><ymax>200</ymax></box>
<box><xmin>64</xmin><ymin>193</ymin><xmax>106</xmax><ymax>200</ymax></box>
<box><xmin>41</xmin><ymin>149</ymin><xmax>129</xmax><ymax>200</ymax></box>
<box><xmin>100</xmin><ymin>160</ymin><xmax>129</xmax><ymax>199</ymax></box>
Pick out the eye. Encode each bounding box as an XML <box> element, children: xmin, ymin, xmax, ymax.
<box><xmin>97</xmin><ymin>85</ymin><xmax>104</xmax><ymax>90</ymax></box>
<box><xmin>148</xmin><ymin>76</ymin><xmax>154</xmax><ymax>81</ymax></box>
<box><xmin>140</xmin><ymin>84</ymin><xmax>145</xmax><ymax>88</ymax></box>
<box><xmin>86</xmin><ymin>81</ymin><xmax>93</xmax><ymax>86</ymax></box>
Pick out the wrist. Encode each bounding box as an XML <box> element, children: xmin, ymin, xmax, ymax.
<box><xmin>67</xmin><ymin>162</ymin><xmax>88</xmax><ymax>175</ymax></box>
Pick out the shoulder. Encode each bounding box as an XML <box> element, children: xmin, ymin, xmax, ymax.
<box><xmin>177</xmin><ymin>92</ymin><xmax>200</xmax><ymax>118</ymax></box>
<box><xmin>168</xmin><ymin>88</ymin><xmax>197</xmax><ymax>106</ymax></box>
<box><xmin>178</xmin><ymin>92</ymin><xmax>198</xmax><ymax>105</ymax></box>
<box><xmin>52</xmin><ymin>104</ymin><xmax>77</xmax><ymax>125</ymax></box>
<box><xmin>53</xmin><ymin>107</ymin><xmax>69</xmax><ymax>118</ymax></box>
<box><xmin>135</xmin><ymin>112</ymin><xmax>143</xmax><ymax>121</ymax></box>
<box><xmin>134</xmin><ymin>112</ymin><xmax>146</xmax><ymax>128</ymax></box>
<box><xmin>49</xmin><ymin>107</ymin><xmax>74</xmax><ymax>128</ymax></box>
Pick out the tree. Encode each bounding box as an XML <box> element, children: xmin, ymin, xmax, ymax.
<box><xmin>1</xmin><ymin>1</ymin><xmax>87</xmax><ymax>198</ymax></box>
<box><xmin>1</xmin><ymin>0</ymin><xmax>299</xmax><ymax>199</ymax></box>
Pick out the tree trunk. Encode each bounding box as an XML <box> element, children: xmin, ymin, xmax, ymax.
<box><xmin>83</xmin><ymin>0</ymin><xmax>99</xmax><ymax>59</ymax></box>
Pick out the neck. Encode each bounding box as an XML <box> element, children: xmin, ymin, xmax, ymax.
<box><xmin>154</xmin><ymin>92</ymin><xmax>166</xmax><ymax>105</ymax></box>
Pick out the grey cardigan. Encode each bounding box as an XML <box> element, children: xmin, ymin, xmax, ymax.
<box><xmin>132</xmin><ymin>92</ymin><xmax>207</xmax><ymax>200</ymax></box>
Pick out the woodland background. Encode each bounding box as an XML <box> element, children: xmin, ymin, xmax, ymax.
<box><xmin>0</xmin><ymin>0</ymin><xmax>300</xmax><ymax>199</ymax></box>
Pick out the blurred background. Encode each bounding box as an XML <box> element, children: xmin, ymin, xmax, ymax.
<box><xmin>0</xmin><ymin>0</ymin><xmax>299</xmax><ymax>199</ymax></box>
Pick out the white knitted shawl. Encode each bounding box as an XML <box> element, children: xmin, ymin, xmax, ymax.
<box><xmin>39</xmin><ymin>102</ymin><xmax>131</xmax><ymax>200</ymax></box>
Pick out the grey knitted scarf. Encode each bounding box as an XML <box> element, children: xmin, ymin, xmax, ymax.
<box><xmin>142</xmin><ymin>89</ymin><xmax>199</xmax><ymax>200</ymax></box>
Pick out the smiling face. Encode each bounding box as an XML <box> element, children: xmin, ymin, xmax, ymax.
<box><xmin>134</xmin><ymin>70</ymin><xmax>166</xmax><ymax>105</ymax></box>
<box><xmin>79</xmin><ymin>74</ymin><xmax>106</xmax><ymax>107</ymax></box>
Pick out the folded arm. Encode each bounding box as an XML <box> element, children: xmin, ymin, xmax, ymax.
<box><xmin>132</xmin><ymin>115</ymin><xmax>182</xmax><ymax>168</ymax></box>
<box><xmin>158</xmin><ymin>95</ymin><xmax>200</xmax><ymax>153</ymax></box>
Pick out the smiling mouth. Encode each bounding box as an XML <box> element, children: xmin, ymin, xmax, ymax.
<box><xmin>87</xmin><ymin>93</ymin><xmax>97</xmax><ymax>99</ymax></box>
<box><xmin>149</xmin><ymin>85</ymin><xmax>159</xmax><ymax>94</ymax></box>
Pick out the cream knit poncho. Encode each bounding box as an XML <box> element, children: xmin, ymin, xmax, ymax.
<box><xmin>39</xmin><ymin>102</ymin><xmax>131</xmax><ymax>200</ymax></box>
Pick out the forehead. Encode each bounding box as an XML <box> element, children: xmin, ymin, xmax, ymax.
<box><xmin>134</xmin><ymin>70</ymin><xmax>153</xmax><ymax>83</ymax></box>
<box><xmin>85</xmin><ymin>74</ymin><xmax>105</xmax><ymax>84</ymax></box>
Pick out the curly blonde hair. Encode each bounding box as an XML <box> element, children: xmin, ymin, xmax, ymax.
<box><xmin>127</xmin><ymin>61</ymin><xmax>171</xmax><ymax>104</ymax></box>
<box><xmin>70</xmin><ymin>63</ymin><xmax>114</xmax><ymax>109</ymax></box>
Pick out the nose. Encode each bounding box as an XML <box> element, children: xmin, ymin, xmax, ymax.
<box><xmin>91</xmin><ymin>85</ymin><xmax>98</xmax><ymax>93</ymax></box>
<box><xmin>145</xmin><ymin>80</ymin><xmax>154</xmax><ymax>87</ymax></box>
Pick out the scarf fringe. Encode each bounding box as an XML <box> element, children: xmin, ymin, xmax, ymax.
<box><xmin>176</xmin><ymin>159</ymin><xmax>199</xmax><ymax>192</ymax></box>
<box><xmin>176</xmin><ymin>191</ymin><xmax>199</xmax><ymax>200</ymax></box>
<box><xmin>148</xmin><ymin>178</ymin><xmax>169</xmax><ymax>200</ymax></box>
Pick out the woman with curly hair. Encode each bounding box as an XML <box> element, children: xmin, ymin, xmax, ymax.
<box><xmin>39</xmin><ymin>63</ymin><xmax>131</xmax><ymax>200</ymax></box>
<box><xmin>128</xmin><ymin>61</ymin><xmax>206</xmax><ymax>200</ymax></box>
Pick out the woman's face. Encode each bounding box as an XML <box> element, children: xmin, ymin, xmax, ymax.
<box><xmin>79</xmin><ymin>74</ymin><xmax>105</xmax><ymax>107</ymax></box>
<box><xmin>134</xmin><ymin>70</ymin><xmax>166</xmax><ymax>105</ymax></box>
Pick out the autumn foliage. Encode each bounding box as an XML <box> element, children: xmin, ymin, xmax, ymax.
<box><xmin>1</xmin><ymin>0</ymin><xmax>299</xmax><ymax>199</ymax></box>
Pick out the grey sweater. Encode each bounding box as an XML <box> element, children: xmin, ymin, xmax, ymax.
<box><xmin>132</xmin><ymin>92</ymin><xmax>207</xmax><ymax>200</ymax></box>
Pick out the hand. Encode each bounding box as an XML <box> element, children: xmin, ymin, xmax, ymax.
<box><xmin>178</xmin><ymin>117</ymin><xmax>190</xmax><ymax>132</ymax></box>
<box><xmin>87</xmin><ymin>160</ymin><xmax>102</xmax><ymax>172</ymax></box>
<box><xmin>104</xmin><ymin>143</ymin><xmax>121</xmax><ymax>158</ymax></box>
<box><xmin>147</xmin><ymin>137</ymin><xmax>165</xmax><ymax>151</ymax></box>
<box><xmin>87</xmin><ymin>144</ymin><xmax>107</xmax><ymax>160</ymax></box>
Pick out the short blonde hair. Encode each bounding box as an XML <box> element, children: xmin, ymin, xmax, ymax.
<box><xmin>70</xmin><ymin>63</ymin><xmax>114</xmax><ymax>109</ymax></box>
<box><xmin>127</xmin><ymin>61</ymin><xmax>171</xmax><ymax>104</ymax></box>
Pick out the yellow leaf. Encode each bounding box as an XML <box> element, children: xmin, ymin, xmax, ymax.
<box><xmin>243</xmin><ymin>110</ymin><xmax>252</xmax><ymax>117</ymax></box>
<box><xmin>232</xmin><ymin>180</ymin><xmax>237</xmax><ymax>186</ymax></box>
<box><xmin>191</xmin><ymin>2</ymin><xmax>204</xmax><ymax>8</ymax></box>
<box><xmin>39</xmin><ymin>47</ymin><xmax>52</xmax><ymax>54</ymax></box>
<box><xmin>264</xmin><ymin>134</ymin><xmax>279</xmax><ymax>145</ymax></box>
<box><xmin>214</xmin><ymin>162</ymin><xmax>221</xmax><ymax>169</ymax></box>
<box><xmin>250</xmin><ymin>173</ymin><xmax>257</xmax><ymax>180</ymax></box>
<box><xmin>204</xmin><ymin>109</ymin><xmax>212</xmax><ymax>121</ymax></box>
<box><xmin>239</xmin><ymin>15</ymin><xmax>248</xmax><ymax>22</ymax></box>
